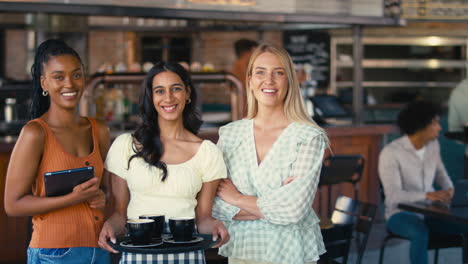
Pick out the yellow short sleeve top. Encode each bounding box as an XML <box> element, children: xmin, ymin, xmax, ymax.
<box><xmin>105</xmin><ymin>133</ymin><xmax>227</xmax><ymax>220</ymax></box>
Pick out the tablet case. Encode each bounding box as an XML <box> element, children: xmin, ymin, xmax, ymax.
<box><xmin>44</xmin><ymin>166</ymin><xmax>94</xmax><ymax>197</ymax></box>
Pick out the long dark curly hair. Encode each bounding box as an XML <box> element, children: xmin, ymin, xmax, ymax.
<box><xmin>129</xmin><ymin>61</ymin><xmax>202</xmax><ymax>181</ymax></box>
<box><xmin>29</xmin><ymin>39</ymin><xmax>83</xmax><ymax>119</ymax></box>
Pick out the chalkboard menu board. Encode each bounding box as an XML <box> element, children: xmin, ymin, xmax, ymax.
<box><xmin>283</xmin><ymin>31</ymin><xmax>330</xmax><ymax>88</ymax></box>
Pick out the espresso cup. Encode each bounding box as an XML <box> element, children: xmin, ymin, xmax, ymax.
<box><xmin>168</xmin><ymin>217</ymin><xmax>195</xmax><ymax>242</ymax></box>
<box><xmin>127</xmin><ymin>219</ymin><xmax>154</xmax><ymax>245</ymax></box>
<box><xmin>139</xmin><ymin>214</ymin><xmax>165</xmax><ymax>239</ymax></box>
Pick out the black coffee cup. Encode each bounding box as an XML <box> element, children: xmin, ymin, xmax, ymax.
<box><xmin>139</xmin><ymin>214</ymin><xmax>165</xmax><ymax>239</ymax></box>
<box><xmin>168</xmin><ymin>217</ymin><xmax>195</xmax><ymax>242</ymax></box>
<box><xmin>127</xmin><ymin>219</ymin><xmax>154</xmax><ymax>245</ymax></box>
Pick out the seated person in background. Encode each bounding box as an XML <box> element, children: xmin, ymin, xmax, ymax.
<box><xmin>379</xmin><ymin>100</ymin><xmax>468</xmax><ymax>264</ymax></box>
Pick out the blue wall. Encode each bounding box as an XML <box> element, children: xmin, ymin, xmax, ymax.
<box><xmin>439</xmin><ymin>114</ymin><xmax>465</xmax><ymax>182</ymax></box>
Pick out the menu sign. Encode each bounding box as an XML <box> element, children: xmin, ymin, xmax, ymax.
<box><xmin>283</xmin><ymin>31</ymin><xmax>330</xmax><ymax>88</ymax></box>
<box><xmin>402</xmin><ymin>0</ymin><xmax>468</xmax><ymax>20</ymax></box>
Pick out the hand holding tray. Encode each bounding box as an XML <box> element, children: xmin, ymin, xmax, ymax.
<box><xmin>107</xmin><ymin>234</ymin><xmax>220</xmax><ymax>254</ymax></box>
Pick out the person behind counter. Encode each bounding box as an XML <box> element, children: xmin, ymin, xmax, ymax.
<box><xmin>231</xmin><ymin>38</ymin><xmax>258</xmax><ymax>117</ymax></box>
<box><xmin>98</xmin><ymin>61</ymin><xmax>229</xmax><ymax>263</ymax></box>
<box><xmin>379</xmin><ymin>100</ymin><xmax>468</xmax><ymax>264</ymax></box>
<box><xmin>213</xmin><ymin>43</ymin><xmax>327</xmax><ymax>264</ymax></box>
<box><xmin>4</xmin><ymin>39</ymin><xmax>111</xmax><ymax>263</ymax></box>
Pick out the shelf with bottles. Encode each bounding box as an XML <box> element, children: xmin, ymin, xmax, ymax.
<box><xmin>91</xmin><ymin>82</ymin><xmax>138</xmax><ymax>124</ymax></box>
<box><xmin>80</xmin><ymin>72</ymin><xmax>244</xmax><ymax>128</ymax></box>
<box><xmin>330</xmin><ymin>36</ymin><xmax>468</xmax><ymax>103</ymax></box>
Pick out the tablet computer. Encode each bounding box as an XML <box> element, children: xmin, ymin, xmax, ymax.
<box><xmin>44</xmin><ymin>166</ymin><xmax>94</xmax><ymax>197</ymax></box>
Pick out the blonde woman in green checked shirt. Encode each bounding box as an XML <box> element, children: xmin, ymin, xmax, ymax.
<box><xmin>212</xmin><ymin>43</ymin><xmax>327</xmax><ymax>264</ymax></box>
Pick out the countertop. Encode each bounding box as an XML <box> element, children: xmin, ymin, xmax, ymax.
<box><xmin>0</xmin><ymin>123</ymin><xmax>397</xmax><ymax>153</ymax></box>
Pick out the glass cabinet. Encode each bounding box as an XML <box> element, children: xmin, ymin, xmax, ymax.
<box><xmin>330</xmin><ymin>36</ymin><xmax>468</xmax><ymax>104</ymax></box>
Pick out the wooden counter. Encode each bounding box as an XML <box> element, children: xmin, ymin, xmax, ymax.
<box><xmin>0</xmin><ymin>149</ymin><xmax>29</xmax><ymax>263</ymax></box>
<box><xmin>318</xmin><ymin>124</ymin><xmax>396</xmax><ymax>213</ymax></box>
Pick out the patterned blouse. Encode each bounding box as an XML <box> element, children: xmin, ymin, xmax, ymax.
<box><xmin>212</xmin><ymin>119</ymin><xmax>326</xmax><ymax>264</ymax></box>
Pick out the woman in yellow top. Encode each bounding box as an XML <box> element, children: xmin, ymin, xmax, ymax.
<box><xmin>98</xmin><ymin>61</ymin><xmax>229</xmax><ymax>263</ymax></box>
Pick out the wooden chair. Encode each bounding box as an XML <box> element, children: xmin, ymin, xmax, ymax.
<box><xmin>320</xmin><ymin>222</ymin><xmax>354</xmax><ymax>264</ymax></box>
<box><xmin>318</xmin><ymin>155</ymin><xmax>365</xmax><ymax>216</ymax></box>
<box><xmin>320</xmin><ymin>196</ymin><xmax>377</xmax><ymax>264</ymax></box>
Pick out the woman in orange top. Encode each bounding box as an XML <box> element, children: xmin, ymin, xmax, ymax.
<box><xmin>4</xmin><ymin>39</ymin><xmax>111</xmax><ymax>264</ymax></box>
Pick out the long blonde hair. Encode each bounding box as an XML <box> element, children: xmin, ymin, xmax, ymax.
<box><xmin>245</xmin><ymin>43</ymin><xmax>324</xmax><ymax>132</ymax></box>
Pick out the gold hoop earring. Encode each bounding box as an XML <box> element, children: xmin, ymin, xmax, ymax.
<box><xmin>186</xmin><ymin>98</ymin><xmax>192</xmax><ymax>104</ymax></box>
<box><xmin>42</xmin><ymin>90</ymin><xmax>48</xmax><ymax>96</ymax></box>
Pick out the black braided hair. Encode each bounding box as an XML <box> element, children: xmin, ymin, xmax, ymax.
<box><xmin>128</xmin><ymin>61</ymin><xmax>202</xmax><ymax>181</ymax></box>
<box><xmin>30</xmin><ymin>39</ymin><xmax>83</xmax><ymax>119</ymax></box>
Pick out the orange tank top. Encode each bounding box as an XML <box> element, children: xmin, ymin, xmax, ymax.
<box><xmin>29</xmin><ymin>117</ymin><xmax>104</xmax><ymax>248</ymax></box>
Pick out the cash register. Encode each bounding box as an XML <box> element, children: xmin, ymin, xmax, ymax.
<box><xmin>309</xmin><ymin>94</ymin><xmax>352</xmax><ymax>126</ymax></box>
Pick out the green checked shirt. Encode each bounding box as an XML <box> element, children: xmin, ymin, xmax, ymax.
<box><xmin>212</xmin><ymin>119</ymin><xmax>326</xmax><ymax>264</ymax></box>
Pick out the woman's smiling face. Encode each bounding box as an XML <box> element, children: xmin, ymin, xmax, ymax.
<box><xmin>152</xmin><ymin>71</ymin><xmax>190</xmax><ymax>122</ymax></box>
<box><xmin>248</xmin><ymin>52</ymin><xmax>288</xmax><ymax>109</ymax></box>
<box><xmin>40</xmin><ymin>54</ymin><xmax>84</xmax><ymax>111</ymax></box>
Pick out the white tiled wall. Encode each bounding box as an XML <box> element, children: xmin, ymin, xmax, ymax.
<box><xmin>296</xmin><ymin>0</ymin><xmax>350</xmax><ymax>15</ymax></box>
<box><xmin>351</xmin><ymin>0</ymin><xmax>384</xmax><ymax>17</ymax></box>
<box><xmin>29</xmin><ymin>0</ymin><xmax>383</xmax><ymax>16</ymax></box>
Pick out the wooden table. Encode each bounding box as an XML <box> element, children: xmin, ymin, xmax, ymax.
<box><xmin>399</xmin><ymin>201</ymin><xmax>468</xmax><ymax>225</ymax></box>
<box><xmin>398</xmin><ymin>201</ymin><xmax>468</xmax><ymax>263</ymax></box>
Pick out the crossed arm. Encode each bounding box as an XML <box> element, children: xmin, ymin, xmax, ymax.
<box><xmin>215</xmin><ymin>135</ymin><xmax>325</xmax><ymax>225</ymax></box>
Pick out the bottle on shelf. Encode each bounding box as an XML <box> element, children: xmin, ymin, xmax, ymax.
<box><xmin>4</xmin><ymin>98</ymin><xmax>17</xmax><ymax>123</ymax></box>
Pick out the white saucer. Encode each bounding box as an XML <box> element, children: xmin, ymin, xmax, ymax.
<box><xmin>120</xmin><ymin>239</ymin><xmax>163</xmax><ymax>248</ymax></box>
<box><xmin>163</xmin><ymin>236</ymin><xmax>203</xmax><ymax>244</ymax></box>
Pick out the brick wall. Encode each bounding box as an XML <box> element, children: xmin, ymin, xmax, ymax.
<box><xmin>0</xmin><ymin>13</ymin><xmax>25</xmax><ymax>24</ymax></box>
<box><xmin>88</xmin><ymin>31</ymin><xmax>128</xmax><ymax>74</ymax></box>
<box><xmin>3</xmin><ymin>29</ymin><xmax>282</xmax><ymax>106</ymax></box>
<box><xmin>197</xmin><ymin>31</ymin><xmax>259</xmax><ymax>72</ymax></box>
<box><xmin>5</xmin><ymin>30</ymin><xmax>27</xmax><ymax>80</ymax></box>
<box><xmin>195</xmin><ymin>31</ymin><xmax>282</xmax><ymax>104</ymax></box>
